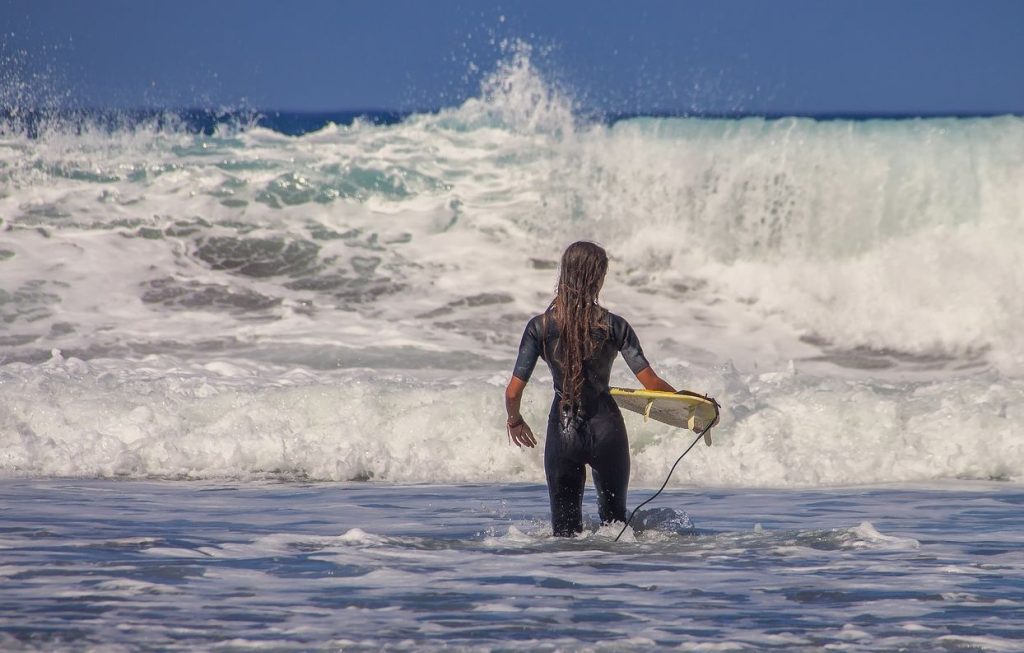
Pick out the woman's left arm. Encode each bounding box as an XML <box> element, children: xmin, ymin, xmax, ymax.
<box><xmin>504</xmin><ymin>376</ymin><xmax>537</xmax><ymax>448</ymax></box>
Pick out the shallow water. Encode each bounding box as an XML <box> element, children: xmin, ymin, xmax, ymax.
<box><xmin>1</xmin><ymin>480</ymin><xmax>1021</xmax><ymax>651</ymax></box>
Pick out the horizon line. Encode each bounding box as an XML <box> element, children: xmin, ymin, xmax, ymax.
<box><xmin>4</xmin><ymin>106</ymin><xmax>1024</xmax><ymax>120</ymax></box>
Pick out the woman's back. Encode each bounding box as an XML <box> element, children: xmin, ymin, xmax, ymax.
<box><xmin>513</xmin><ymin>310</ymin><xmax>651</xmax><ymax>410</ymax></box>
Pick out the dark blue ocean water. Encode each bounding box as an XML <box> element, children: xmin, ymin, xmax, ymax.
<box><xmin>4</xmin><ymin>107</ymin><xmax>1021</xmax><ymax>139</ymax></box>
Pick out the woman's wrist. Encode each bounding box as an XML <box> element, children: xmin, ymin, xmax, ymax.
<box><xmin>506</xmin><ymin>414</ymin><xmax>524</xmax><ymax>427</ymax></box>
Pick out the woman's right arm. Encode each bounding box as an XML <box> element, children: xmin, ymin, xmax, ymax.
<box><xmin>635</xmin><ymin>366</ymin><xmax>676</xmax><ymax>393</ymax></box>
<box><xmin>615</xmin><ymin>315</ymin><xmax>676</xmax><ymax>392</ymax></box>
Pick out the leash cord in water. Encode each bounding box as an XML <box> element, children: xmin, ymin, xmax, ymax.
<box><xmin>613</xmin><ymin>399</ymin><xmax>720</xmax><ymax>542</ymax></box>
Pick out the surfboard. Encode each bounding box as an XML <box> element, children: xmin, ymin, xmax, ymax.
<box><xmin>609</xmin><ymin>387</ymin><xmax>720</xmax><ymax>446</ymax></box>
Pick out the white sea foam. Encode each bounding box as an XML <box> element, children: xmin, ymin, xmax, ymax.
<box><xmin>2</xmin><ymin>49</ymin><xmax>1023</xmax><ymax>485</ymax></box>
<box><xmin>1</xmin><ymin>351</ymin><xmax>1021</xmax><ymax>485</ymax></box>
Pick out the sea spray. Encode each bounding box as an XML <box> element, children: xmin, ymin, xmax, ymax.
<box><xmin>2</xmin><ymin>47</ymin><xmax>1023</xmax><ymax>484</ymax></box>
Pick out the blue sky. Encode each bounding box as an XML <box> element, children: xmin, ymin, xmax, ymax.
<box><xmin>2</xmin><ymin>0</ymin><xmax>1023</xmax><ymax>116</ymax></box>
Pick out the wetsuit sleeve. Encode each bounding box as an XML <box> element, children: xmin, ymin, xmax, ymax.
<box><xmin>612</xmin><ymin>314</ymin><xmax>651</xmax><ymax>374</ymax></box>
<box><xmin>512</xmin><ymin>317</ymin><xmax>542</xmax><ymax>382</ymax></box>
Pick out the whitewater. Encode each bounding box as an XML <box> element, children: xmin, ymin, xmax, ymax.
<box><xmin>2</xmin><ymin>51</ymin><xmax>1022</xmax><ymax>486</ymax></box>
<box><xmin>2</xmin><ymin>48</ymin><xmax>1024</xmax><ymax>651</ymax></box>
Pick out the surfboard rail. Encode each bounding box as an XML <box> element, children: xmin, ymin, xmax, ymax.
<box><xmin>609</xmin><ymin>387</ymin><xmax>720</xmax><ymax>445</ymax></box>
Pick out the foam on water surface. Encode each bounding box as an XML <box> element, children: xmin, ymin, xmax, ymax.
<box><xmin>2</xmin><ymin>351</ymin><xmax>1022</xmax><ymax>485</ymax></box>
<box><xmin>1</xmin><ymin>480</ymin><xmax>1022</xmax><ymax>651</ymax></box>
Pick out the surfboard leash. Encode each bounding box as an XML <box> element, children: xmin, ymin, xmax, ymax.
<box><xmin>613</xmin><ymin>395</ymin><xmax>720</xmax><ymax>542</ymax></box>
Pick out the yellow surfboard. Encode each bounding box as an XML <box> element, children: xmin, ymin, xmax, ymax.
<box><xmin>610</xmin><ymin>387</ymin><xmax>720</xmax><ymax>446</ymax></box>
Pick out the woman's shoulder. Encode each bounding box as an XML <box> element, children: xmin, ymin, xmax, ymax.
<box><xmin>524</xmin><ymin>309</ymin><xmax>552</xmax><ymax>333</ymax></box>
<box><xmin>605</xmin><ymin>311</ymin><xmax>631</xmax><ymax>327</ymax></box>
<box><xmin>527</xmin><ymin>309</ymin><xmax>548</xmax><ymax>324</ymax></box>
<box><xmin>604</xmin><ymin>311</ymin><xmax>637</xmax><ymax>340</ymax></box>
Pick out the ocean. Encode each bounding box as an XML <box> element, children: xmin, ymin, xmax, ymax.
<box><xmin>2</xmin><ymin>49</ymin><xmax>1023</xmax><ymax>651</ymax></box>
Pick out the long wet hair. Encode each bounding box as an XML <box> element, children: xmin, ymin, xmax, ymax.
<box><xmin>550</xmin><ymin>241</ymin><xmax>610</xmax><ymax>416</ymax></box>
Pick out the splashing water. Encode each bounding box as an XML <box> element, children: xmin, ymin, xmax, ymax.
<box><xmin>1</xmin><ymin>46</ymin><xmax>1023</xmax><ymax>484</ymax></box>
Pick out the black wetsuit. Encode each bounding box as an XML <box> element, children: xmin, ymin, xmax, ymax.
<box><xmin>512</xmin><ymin>310</ymin><xmax>651</xmax><ymax>536</ymax></box>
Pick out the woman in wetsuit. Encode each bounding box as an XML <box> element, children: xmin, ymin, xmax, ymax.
<box><xmin>504</xmin><ymin>241</ymin><xmax>678</xmax><ymax>537</ymax></box>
